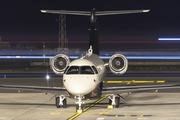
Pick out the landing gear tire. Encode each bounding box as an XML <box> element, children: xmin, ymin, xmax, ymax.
<box><xmin>62</xmin><ymin>98</ymin><xmax>67</xmax><ymax>108</ymax></box>
<box><xmin>76</xmin><ymin>105</ymin><xmax>78</xmax><ymax>112</ymax></box>
<box><xmin>82</xmin><ymin>106</ymin><xmax>84</xmax><ymax>112</ymax></box>
<box><xmin>115</xmin><ymin>97</ymin><xmax>120</xmax><ymax>108</ymax></box>
<box><xmin>109</xmin><ymin>99</ymin><xmax>112</xmax><ymax>105</ymax></box>
<box><xmin>76</xmin><ymin>105</ymin><xmax>84</xmax><ymax>113</ymax></box>
<box><xmin>56</xmin><ymin>97</ymin><xmax>60</xmax><ymax>108</ymax></box>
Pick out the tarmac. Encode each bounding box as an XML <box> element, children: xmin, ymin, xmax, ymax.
<box><xmin>1</xmin><ymin>92</ymin><xmax>180</xmax><ymax>120</ymax></box>
<box><xmin>0</xmin><ymin>76</ymin><xmax>180</xmax><ymax>120</ymax></box>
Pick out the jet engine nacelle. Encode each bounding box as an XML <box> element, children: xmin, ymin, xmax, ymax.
<box><xmin>51</xmin><ymin>54</ymin><xmax>70</xmax><ymax>75</ymax></box>
<box><xmin>109</xmin><ymin>54</ymin><xmax>128</xmax><ymax>75</ymax></box>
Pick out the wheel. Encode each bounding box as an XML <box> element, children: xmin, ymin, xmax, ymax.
<box><xmin>99</xmin><ymin>81</ymin><xmax>104</xmax><ymax>90</ymax></box>
<box><xmin>76</xmin><ymin>105</ymin><xmax>84</xmax><ymax>113</ymax></box>
<box><xmin>81</xmin><ymin>106</ymin><xmax>84</xmax><ymax>112</ymax></box>
<box><xmin>109</xmin><ymin>99</ymin><xmax>112</xmax><ymax>105</ymax></box>
<box><xmin>115</xmin><ymin>97</ymin><xmax>120</xmax><ymax>108</ymax></box>
<box><xmin>56</xmin><ymin>97</ymin><xmax>60</xmax><ymax>108</ymax></box>
<box><xmin>76</xmin><ymin>105</ymin><xmax>78</xmax><ymax>112</ymax></box>
<box><xmin>62</xmin><ymin>98</ymin><xmax>67</xmax><ymax>108</ymax></box>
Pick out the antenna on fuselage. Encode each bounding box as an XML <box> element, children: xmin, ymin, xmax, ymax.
<box><xmin>87</xmin><ymin>45</ymin><xmax>93</xmax><ymax>57</ymax></box>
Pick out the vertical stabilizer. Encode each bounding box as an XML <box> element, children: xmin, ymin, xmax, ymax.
<box><xmin>41</xmin><ymin>8</ymin><xmax>150</xmax><ymax>55</ymax></box>
<box><xmin>89</xmin><ymin>22</ymin><xmax>99</xmax><ymax>55</ymax></box>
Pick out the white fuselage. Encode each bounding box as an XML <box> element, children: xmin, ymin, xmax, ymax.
<box><xmin>63</xmin><ymin>54</ymin><xmax>106</xmax><ymax>96</ymax></box>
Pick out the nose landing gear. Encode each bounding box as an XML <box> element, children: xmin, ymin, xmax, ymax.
<box><xmin>55</xmin><ymin>95</ymin><xmax>67</xmax><ymax>108</ymax></box>
<box><xmin>75</xmin><ymin>95</ymin><xmax>85</xmax><ymax>113</ymax></box>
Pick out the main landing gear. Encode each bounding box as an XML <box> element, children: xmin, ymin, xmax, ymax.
<box><xmin>108</xmin><ymin>94</ymin><xmax>120</xmax><ymax>108</ymax></box>
<box><xmin>55</xmin><ymin>95</ymin><xmax>67</xmax><ymax>108</ymax></box>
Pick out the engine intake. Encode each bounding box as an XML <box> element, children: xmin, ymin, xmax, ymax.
<box><xmin>109</xmin><ymin>54</ymin><xmax>128</xmax><ymax>75</ymax></box>
<box><xmin>51</xmin><ymin>54</ymin><xmax>70</xmax><ymax>75</ymax></box>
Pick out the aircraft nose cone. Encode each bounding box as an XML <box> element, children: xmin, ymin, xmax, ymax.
<box><xmin>64</xmin><ymin>76</ymin><xmax>95</xmax><ymax>96</ymax></box>
<box><xmin>71</xmin><ymin>83</ymin><xmax>88</xmax><ymax>94</ymax></box>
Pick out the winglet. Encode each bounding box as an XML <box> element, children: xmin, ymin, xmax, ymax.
<box><xmin>143</xmin><ymin>9</ymin><xmax>150</xmax><ymax>12</ymax></box>
<box><xmin>41</xmin><ymin>10</ymin><xmax>47</xmax><ymax>13</ymax></box>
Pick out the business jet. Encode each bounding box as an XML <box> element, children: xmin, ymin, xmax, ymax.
<box><xmin>1</xmin><ymin>8</ymin><xmax>180</xmax><ymax>113</ymax></box>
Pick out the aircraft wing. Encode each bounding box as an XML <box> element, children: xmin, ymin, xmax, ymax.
<box><xmin>102</xmin><ymin>84</ymin><xmax>180</xmax><ymax>94</ymax></box>
<box><xmin>0</xmin><ymin>85</ymin><xmax>67</xmax><ymax>94</ymax></box>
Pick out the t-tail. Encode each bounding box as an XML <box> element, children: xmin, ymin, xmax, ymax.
<box><xmin>41</xmin><ymin>8</ymin><xmax>150</xmax><ymax>55</ymax></box>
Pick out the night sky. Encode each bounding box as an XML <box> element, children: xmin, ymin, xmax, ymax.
<box><xmin>0</xmin><ymin>1</ymin><xmax>180</xmax><ymax>45</ymax></box>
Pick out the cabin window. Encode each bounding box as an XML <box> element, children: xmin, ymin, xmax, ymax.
<box><xmin>91</xmin><ymin>66</ymin><xmax>98</xmax><ymax>74</ymax></box>
<box><xmin>66</xmin><ymin>66</ymin><xmax>94</xmax><ymax>74</ymax></box>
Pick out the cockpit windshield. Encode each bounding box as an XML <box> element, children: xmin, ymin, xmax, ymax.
<box><xmin>66</xmin><ymin>66</ymin><xmax>94</xmax><ymax>74</ymax></box>
<box><xmin>66</xmin><ymin>66</ymin><xmax>79</xmax><ymax>74</ymax></box>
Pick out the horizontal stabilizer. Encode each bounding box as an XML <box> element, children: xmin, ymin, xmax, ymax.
<box><xmin>96</xmin><ymin>9</ymin><xmax>150</xmax><ymax>16</ymax></box>
<box><xmin>41</xmin><ymin>9</ymin><xmax>150</xmax><ymax>16</ymax></box>
<box><xmin>41</xmin><ymin>10</ymin><xmax>91</xmax><ymax>16</ymax></box>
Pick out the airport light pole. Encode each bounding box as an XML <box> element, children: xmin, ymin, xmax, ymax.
<box><xmin>56</xmin><ymin>14</ymin><xmax>68</xmax><ymax>52</ymax></box>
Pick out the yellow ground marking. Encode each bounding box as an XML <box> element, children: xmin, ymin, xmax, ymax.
<box><xmin>104</xmin><ymin>80</ymin><xmax>165</xmax><ymax>84</ymax></box>
<box><xmin>89</xmin><ymin>110</ymin><xmax>99</xmax><ymax>111</ymax></box>
<box><xmin>83</xmin><ymin>113</ymin><xmax>94</xmax><ymax>114</ymax></box>
<box><xmin>50</xmin><ymin>112</ymin><xmax>61</xmax><ymax>115</ymax></box>
<box><xmin>157</xmin><ymin>81</ymin><xmax>165</xmax><ymax>83</ymax></box>
<box><xmin>65</xmin><ymin>113</ymin><xmax>76</xmax><ymax>114</ymax></box>
<box><xmin>84</xmin><ymin>94</ymin><xmax>110</xmax><ymax>111</ymax></box>
<box><xmin>102</xmin><ymin>110</ymin><xmax>112</xmax><ymax>111</ymax></box>
<box><xmin>55</xmin><ymin>110</ymin><xmax>64</xmax><ymax>112</ymax></box>
<box><xmin>68</xmin><ymin>110</ymin><xmax>75</xmax><ymax>112</ymax></box>
<box><xmin>107</xmin><ymin>115</ymin><xmax>151</xmax><ymax>118</ymax></box>
<box><xmin>107</xmin><ymin>115</ymin><xmax>149</xmax><ymax>117</ymax></box>
<box><xmin>68</xmin><ymin>94</ymin><xmax>110</xmax><ymax>120</ymax></box>
<box><xmin>98</xmin><ymin>112</ymin><xmax>109</xmax><ymax>115</ymax></box>
<box><xmin>68</xmin><ymin>113</ymin><xmax>81</xmax><ymax>120</ymax></box>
